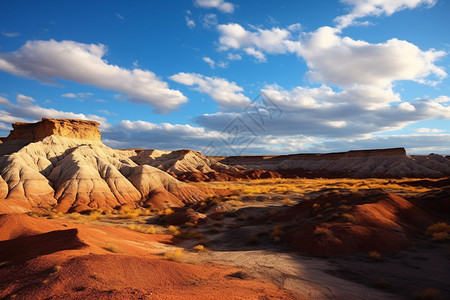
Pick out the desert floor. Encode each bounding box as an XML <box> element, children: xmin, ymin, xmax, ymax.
<box><xmin>1</xmin><ymin>178</ymin><xmax>449</xmax><ymax>299</ymax></box>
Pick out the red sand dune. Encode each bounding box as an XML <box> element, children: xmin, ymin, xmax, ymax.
<box><xmin>0</xmin><ymin>214</ymin><xmax>296</xmax><ymax>299</ymax></box>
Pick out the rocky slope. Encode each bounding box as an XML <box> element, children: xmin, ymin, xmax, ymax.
<box><xmin>120</xmin><ymin>148</ymin><xmax>281</xmax><ymax>181</ymax></box>
<box><xmin>0</xmin><ymin>119</ymin><xmax>205</xmax><ymax>213</ymax></box>
<box><xmin>218</xmin><ymin>148</ymin><xmax>450</xmax><ymax>178</ymax></box>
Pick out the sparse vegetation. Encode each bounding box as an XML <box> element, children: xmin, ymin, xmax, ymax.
<box><xmin>341</xmin><ymin>213</ymin><xmax>357</xmax><ymax>223</ymax></box>
<box><xmin>88</xmin><ymin>210</ymin><xmax>103</xmax><ymax>221</ymax></box>
<box><xmin>368</xmin><ymin>251</ymin><xmax>381</xmax><ymax>260</ymax></box>
<box><xmin>102</xmin><ymin>244</ymin><xmax>122</xmax><ymax>253</ymax></box>
<box><xmin>413</xmin><ymin>288</ymin><xmax>442</xmax><ymax>300</ymax></box>
<box><xmin>52</xmin><ymin>265</ymin><xmax>62</xmax><ymax>273</ymax></box>
<box><xmin>313</xmin><ymin>226</ymin><xmax>333</xmax><ymax>238</ymax></box>
<box><xmin>119</xmin><ymin>208</ymin><xmax>141</xmax><ymax>219</ymax></box>
<box><xmin>427</xmin><ymin>222</ymin><xmax>450</xmax><ymax>241</ymax></box>
<box><xmin>159</xmin><ymin>208</ymin><xmax>174</xmax><ymax>216</ymax></box>
<box><xmin>68</xmin><ymin>212</ymin><xmax>81</xmax><ymax>220</ymax></box>
<box><xmin>128</xmin><ymin>224</ymin><xmax>156</xmax><ymax>234</ymax></box>
<box><xmin>192</xmin><ymin>244</ymin><xmax>206</xmax><ymax>252</ymax></box>
<box><xmin>163</xmin><ymin>248</ymin><xmax>183</xmax><ymax>262</ymax></box>
<box><xmin>175</xmin><ymin>229</ymin><xmax>204</xmax><ymax>240</ymax></box>
<box><xmin>0</xmin><ymin>261</ymin><xmax>12</xmax><ymax>268</ymax></box>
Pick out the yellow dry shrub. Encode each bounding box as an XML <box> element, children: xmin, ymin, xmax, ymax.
<box><xmin>192</xmin><ymin>244</ymin><xmax>205</xmax><ymax>252</ymax></box>
<box><xmin>128</xmin><ymin>224</ymin><xmax>156</xmax><ymax>234</ymax></box>
<box><xmin>368</xmin><ymin>251</ymin><xmax>381</xmax><ymax>260</ymax></box>
<box><xmin>119</xmin><ymin>208</ymin><xmax>141</xmax><ymax>219</ymax></box>
<box><xmin>163</xmin><ymin>248</ymin><xmax>183</xmax><ymax>262</ymax></box>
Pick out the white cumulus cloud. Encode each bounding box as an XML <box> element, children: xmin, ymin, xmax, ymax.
<box><xmin>170</xmin><ymin>72</ymin><xmax>251</xmax><ymax>109</ymax></box>
<box><xmin>335</xmin><ymin>0</ymin><xmax>436</xmax><ymax>28</ymax></box>
<box><xmin>195</xmin><ymin>0</ymin><xmax>235</xmax><ymax>13</ymax></box>
<box><xmin>217</xmin><ymin>23</ymin><xmax>301</xmax><ymax>56</ymax></box>
<box><xmin>0</xmin><ymin>40</ymin><xmax>188</xmax><ymax>113</ymax></box>
<box><xmin>299</xmin><ymin>26</ymin><xmax>447</xmax><ymax>87</ymax></box>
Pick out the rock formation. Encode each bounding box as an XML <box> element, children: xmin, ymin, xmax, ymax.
<box><xmin>0</xmin><ymin>119</ymin><xmax>205</xmax><ymax>213</ymax></box>
<box><xmin>5</xmin><ymin>118</ymin><xmax>101</xmax><ymax>142</ymax></box>
<box><xmin>218</xmin><ymin>148</ymin><xmax>450</xmax><ymax>178</ymax></box>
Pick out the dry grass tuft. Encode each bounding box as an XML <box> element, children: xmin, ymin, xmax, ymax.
<box><xmin>102</xmin><ymin>244</ymin><xmax>122</xmax><ymax>253</ymax></box>
<box><xmin>128</xmin><ymin>224</ymin><xmax>156</xmax><ymax>234</ymax></box>
<box><xmin>427</xmin><ymin>222</ymin><xmax>450</xmax><ymax>242</ymax></box>
<box><xmin>281</xmin><ymin>198</ymin><xmax>293</xmax><ymax>205</ymax></box>
<box><xmin>192</xmin><ymin>244</ymin><xmax>206</xmax><ymax>252</ymax></box>
<box><xmin>159</xmin><ymin>208</ymin><xmax>175</xmax><ymax>216</ymax></box>
<box><xmin>119</xmin><ymin>208</ymin><xmax>141</xmax><ymax>219</ymax></box>
<box><xmin>52</xmin><ymin>265</ymin><xmax>62</xmax><ymax>273</ymax></box>
<box><xmin>163</xmin><ymin>248</ymin><xmax>183</xmax><ymax>262</ymax></box>
<box><xmin>313</xmin><ymin>226</ymin><xmax>333</xmax><ymax>237</ymax></box>
<box><xmin>368</xmin><ymin>251</ymin><xmax>381</xmax><ymax>260</ymax></box>
<box><xmin>88</xmin><ymin>210</ymin><xmax>103</xmax><ymax>221</ymax></box>
<box><xmin>341</xmin><ymin>213</ymin><xmax>357</xmax><ymax>223</ymax></box>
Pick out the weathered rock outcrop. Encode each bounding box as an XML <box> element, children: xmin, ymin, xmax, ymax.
<box><xmin>218</xmin><ymin>148</ymin><xmax>450</xmax><ymax>178</ymax></box>
<box><xmin>5</xmin><ymin>118</ymin><xmax>101</xmax><ymax>142</ymax></box>
<box><xmin>0</xmin><ymin>119</ymin><xmax>205</xmax><ymax>213</ymax></box>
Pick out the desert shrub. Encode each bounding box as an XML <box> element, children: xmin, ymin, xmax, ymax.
<box><xmin>427</xmin><ymin>222</ymin><xmax>450</xmax><ymax>234</ymax></box>
<box><xmin>413</xmin><ymin>288</ymin><xmax>442</xmax><ymax>300</ymax></box>
<box><xmin>68</xmin><ymin>212</ymin><xmax>81</xmax><ymax>220</ymax></box>
<box><xmin>282</xmin><ymin>198</ymin><xmax>293</xmax><ymax>205</ymax></box>
<box><xmin>168</xmin><ymin>225</ymin><xmax>180</xmax><ymax>236</ymax></box>
<box><xmin>159</xmin><ymin>208</ymin><xmax>174</xmax><ymax>216</ymax></box>
<box><xmin>431</xmin><ymin>232</ymin><xmax>449</xmax><ymax>241</ymax></box>
<box><xmin>88</xmin><ymin>210</ymin><xmax>103</xmax><ymax>221</ymax></box>
<box><xmin>368</xmin><ymin>251</ymin><xmax>381</xmax><ymax>260</ymax></box>
<box><xmin>53</xmin><ymin>265</ymin><xmax>62</xmax><ymax>273</ymax></box>
<box><xmin>271</xmin><ymin>224</ymin><xmax>285</xmax><ymax>238</ymax></box>
<box><xmin>103</xmin><ymin>244</ymin><xmax>122</xmax><ymax>253</ymax></box>
<box><xmin>427</xmin><ymin>222</ymin><xmax>450</xmax><ymax>242</ymax></box>
<box><xmin>341</xmin><ymin>213</ymin><xmax>357</xmax><ymax>223</ymax></box>
<box><xmin>338</xmin><ymin>204</ymin><xmax>350</xmax><ymax>210</ymax></box>
<box><xmin>176</xmin><ymin>229</ymin><xmax>204</xmax><ymax>240</ymax></box>
<box><xmin>0</xmin><ymin>261</ymin><xmax>12</xmax><ymax>268</ymax></box>
<box><xmin>163</xmin><ymin>248</ymin><xmax>183</xmax><ymax>262</ymax></box>
<box><xmin>313</xmin><ymin>226</ymin><xmax>333</xmax><ymax>237</ymax></box>
<box><xmin>49</xmin><ymin>211</ymin><xmax>64</xmax><ymax>219</ymax></box>
<box><xmin>192</xmin><ymin>244</ymin><xmax>206</xmax><ymax>252</ymax></box>
<box><xmin>128</xmin><ymin>224</ymin><xmax>156</xmax><ymax>234</ymax></box>
<box><xmin>119</xmin><ymin>208</ymin><xmax>141</xmax><ymax>219</ymax></box>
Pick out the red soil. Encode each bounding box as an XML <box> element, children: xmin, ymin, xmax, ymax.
<box><xmin>0</xmin><ymin>214</ymin><xmax>296</xmax><ymax>299</ymax></box>
<box><xmin>277</xmin><ymin>190</ymin><xmax>435</xmax><ymax>256</ymax></box>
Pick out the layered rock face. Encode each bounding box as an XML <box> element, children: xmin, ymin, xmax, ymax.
<box><xmin>219</xmin><ymin>148</ymin><xmax>450</xmax><ymax>178</ymax></box>
<box><xmin>5</xmin><ymin>118</ymin><xmax>102</xmax><ymax>142</ymax></box>
<box><xmin>0</xmin><ymin>119</ymin><xmax>205</xmax><ymax>213</ymax></box>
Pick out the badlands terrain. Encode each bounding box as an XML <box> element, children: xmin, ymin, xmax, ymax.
<box><xmin>0</xmin><ymin>118</ymin><xmax>449</xmax><ymax>299</ymax></box>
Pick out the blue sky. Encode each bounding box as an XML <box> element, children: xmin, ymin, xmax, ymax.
<box><xmin>0</xmin><ymin>0</ymin><xmax>449</xmax><ymax>155</ymax></box>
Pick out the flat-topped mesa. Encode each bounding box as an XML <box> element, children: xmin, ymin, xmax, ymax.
<box><xmin>5</xmin><ymin>118</ymin><xmax>101</xmax><ymax>142</ymax></box>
